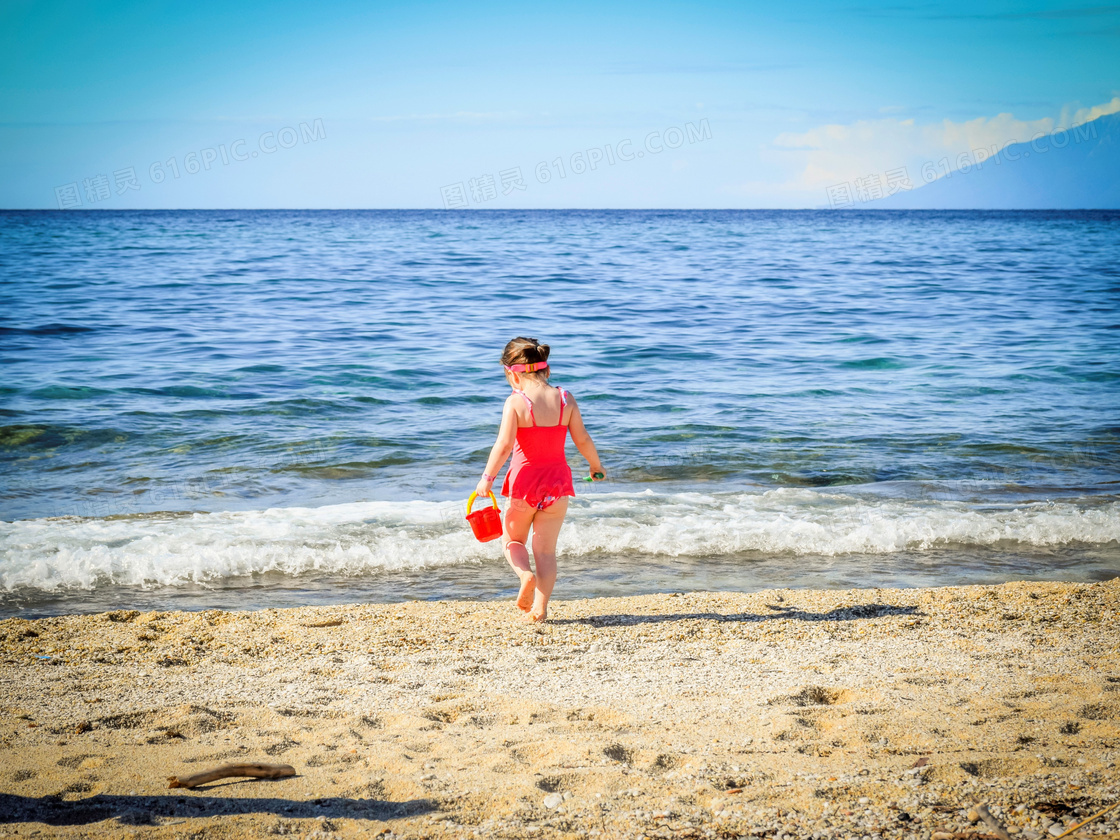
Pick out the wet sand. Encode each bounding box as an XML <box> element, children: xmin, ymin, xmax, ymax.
<box><xmin>1</xmin><ymin>579</ymin><xmax>1118</xmax><ymax>839</ymax></box>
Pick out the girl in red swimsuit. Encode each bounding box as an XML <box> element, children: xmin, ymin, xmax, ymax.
<box><xmin>475</xmin><ymin>337</ymin><xmax>606</xmax><ymax>622</ymax></box>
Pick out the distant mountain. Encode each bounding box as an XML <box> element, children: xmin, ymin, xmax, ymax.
<box><xmin>868</xmin><ymin>111</ymin><xmax>1119</xmax><ymax>209</ymax></box>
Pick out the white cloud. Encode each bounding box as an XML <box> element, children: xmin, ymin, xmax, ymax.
<box><xmin>1061</xmin><ymin>95</ymin><xmax>1120</xmax><ymax>128</ymax></box>
<box><xmin>771</xmin><ymin>95</ymin><xmax>1120</xmax><ymax>196</ymax></box>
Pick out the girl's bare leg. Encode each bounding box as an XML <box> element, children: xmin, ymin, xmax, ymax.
<box><xmin>525</xmin><ymin>497</ymin><xmax>568</xmax><ymax>622</ymax></box>
<box><xmin>502</xmin><ymin>499</ymin><xmax>536</xmax><ymax>611</ymax></box>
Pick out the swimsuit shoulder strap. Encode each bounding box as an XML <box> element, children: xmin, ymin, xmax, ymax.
<box><xmin>512</xmin><ymin>389</ymin><xmax>535</xmax><ymax>426</ymax></box>
<box><xmin>557</xmin><ymin>386</ymin><xmax>571</xmax><ymax>426</ymax></box>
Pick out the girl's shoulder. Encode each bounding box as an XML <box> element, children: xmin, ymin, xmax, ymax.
<box><xmin>505</xmin><ymin>390</ymin><xmax>533</xmax><ymax>420</ymax></box>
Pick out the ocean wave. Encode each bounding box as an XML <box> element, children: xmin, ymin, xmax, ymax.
<box><xmin>1</xmin><ymin>489</ymin><xmax>1117</xmax><ymax>593</ymax></box>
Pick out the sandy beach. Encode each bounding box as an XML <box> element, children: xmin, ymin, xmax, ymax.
<box><xmin>1</xmin><ymin>579</ymin><xmax>1117</xmax><ymax>839</ymax></box>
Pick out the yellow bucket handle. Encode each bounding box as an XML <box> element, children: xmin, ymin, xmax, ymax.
<box><xmin>466</xmin><ymin>491</ymin><xmax>499</xmax><ymax>515</ymax></box>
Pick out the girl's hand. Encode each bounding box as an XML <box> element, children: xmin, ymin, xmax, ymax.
<box><xmin>589</xmin><ymin>465</ymin><xmax>606</xmax><ymax>481</ymax></box>
<box><xmin>475</xmin><ymin>477</ymin><xmax>494</xmax><ymax>498</ymax></box>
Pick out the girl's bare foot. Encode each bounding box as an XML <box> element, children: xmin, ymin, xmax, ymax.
<box><xmin>516</xmin><ymin>572</ymin><xmax>536</xmax><ymax>612</ymax></box>
<box><xmin>522</xmin><ymin>609</ymin><xmax>547</xmax><ymax>623</ymax></box>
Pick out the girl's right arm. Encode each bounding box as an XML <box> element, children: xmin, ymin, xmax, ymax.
<box><xmin>475</xmin><ymin>396</ymin><xmax>520</xmax><ymax>498</ymax></box>
<box><xmin>566</xmin><ymin>396</ymin><xmax>605</xmax><ymax>480</ymax></box>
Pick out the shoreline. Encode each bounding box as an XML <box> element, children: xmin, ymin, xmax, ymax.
<box><xmin>6</xmin><ymin>561</ymin><xmax>1118</xmax><ymax>623</ymax></box>
<box><xmin>1</xmin><ymin>579</ymin><xmax>1118</xmax><ymax>839</ymax></box>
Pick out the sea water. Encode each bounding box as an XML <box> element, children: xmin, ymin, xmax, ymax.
<box><xmin>1</xmin><ymin>210</ymin><xmax>1117</xmax><ymax>617</ymax></box>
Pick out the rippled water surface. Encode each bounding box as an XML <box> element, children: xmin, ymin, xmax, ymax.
<box><xmin>1</xmin><ymin>210</ymin><xmax>1118</xmax><ymax>616</ymax></box>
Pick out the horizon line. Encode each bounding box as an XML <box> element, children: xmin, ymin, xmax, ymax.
<box><xmin>4</xmin><ymin>207</ymin><xmax>1120</xmax><ymax>212</ymax></box>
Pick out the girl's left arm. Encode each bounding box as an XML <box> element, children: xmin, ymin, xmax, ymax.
<box><xmin>475</xmin><ymin>396</ymin><xmax>519</xmax><ymax>498</ymax></box>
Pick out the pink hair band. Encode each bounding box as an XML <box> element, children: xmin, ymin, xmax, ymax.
<box><xmin>504</xmin><ymin>361</ymin><xmax>549</xmax><ymax>373</ymax></box>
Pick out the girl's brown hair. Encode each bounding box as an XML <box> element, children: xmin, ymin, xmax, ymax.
<box><xmin>501</xmin><ymin>336</ymin><xmax>551</xmax><ymax>379</ymax></box>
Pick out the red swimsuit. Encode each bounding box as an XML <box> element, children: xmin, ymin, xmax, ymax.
<box><xmin>501</xmin><ymin>387</ymin><xmax>576</xmax><ymax>510</ymax></box>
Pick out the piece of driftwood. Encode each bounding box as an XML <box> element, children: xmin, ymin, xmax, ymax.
<box><xmin>974</xmin><ymin>804</ymin><xmax>1012</xmax><ymax>840</ymax></box>
<box><xmin>1053</xmin><ymin>800</ymin><xmax>1120</xmax><ymax>840</ymax></box>
<box><xmin>167</xmin><ymin>762</ymin><xmax>296</xmax><ymax>789</ymax></box>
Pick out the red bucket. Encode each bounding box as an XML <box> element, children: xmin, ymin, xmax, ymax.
<box><xmin>465</xmin><ymin>491</ymin><xmax>503</xmax><ymax>542</ymax></box>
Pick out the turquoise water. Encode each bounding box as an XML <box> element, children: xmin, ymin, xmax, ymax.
<box><xmin>1</xmin><ymin>210</ymin><xmax>1118</xmax><ymax>615</ymax></box>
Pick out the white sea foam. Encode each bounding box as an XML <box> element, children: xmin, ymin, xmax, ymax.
<box><xmin>1</xmin><ymin>489</ymin><xmax>1117</xmax><ymax>593</ymax></box>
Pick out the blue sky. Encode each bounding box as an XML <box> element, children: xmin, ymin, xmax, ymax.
<box><xmin>1</xmin><ymin>0</ymin><xmax>1117</xmax><ymax>208</ymax></box>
